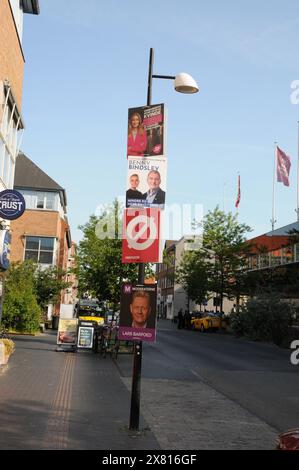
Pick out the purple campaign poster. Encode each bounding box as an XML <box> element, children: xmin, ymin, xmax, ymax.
<box><xmin>118</xmin><ymin>283</ymin><xmax>157</xmax><ymax>342</ymax></box>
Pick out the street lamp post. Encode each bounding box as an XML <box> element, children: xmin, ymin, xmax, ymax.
<box><xmin>129</xmin><ymin>48</ymin><xmax>199</xmax><ymax>430</ymax></box>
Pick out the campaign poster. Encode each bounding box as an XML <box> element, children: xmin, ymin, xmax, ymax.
<box><xmin>57</xmin><ymin>318</ymin><xmax>78</xmax><ymax>346</ymax></box>
<box><xmin>122</xmin><ymin>208</ymin><xmax>160</xmax><ymax>264</ymax></box>
<box><xmin>127</xmin><ymin>104</ymin><xmax>166</xmax><ymax>158</ymax></box>
<box><xmin>118</xmin><ymin>283</ymin><xmax>157</xmax><ymax>342</ymax></box>
<box><xmin>126</xmin><ymin>157</ymin><xmax>167</xmax><ymax>209</ymax></box>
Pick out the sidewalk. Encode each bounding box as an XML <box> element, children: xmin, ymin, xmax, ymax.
<box><xmin>0</xmin><ymin>332</ymin><xmax>159</xmax><ymax>450</ymax></box>
<box><xmin>116</xmin><ymin>319</ymin><xmax>278</xmax><ymax>450</ymax></box>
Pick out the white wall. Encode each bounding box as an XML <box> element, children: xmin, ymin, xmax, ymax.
<box><xmin>9</xmin><ymin>0</ymin><xmax>24</xmax><ymax>42</ymax></box>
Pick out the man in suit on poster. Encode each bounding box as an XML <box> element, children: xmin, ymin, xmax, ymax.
<box><xmin>143</xmin><ymin>170</ymin><xmax>165</xmax><ymax>207</ymax></box>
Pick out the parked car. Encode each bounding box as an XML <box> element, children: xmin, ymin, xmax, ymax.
<box><xmin>191</xmin><ymin>313</ymin><xmax>227</xmax><ymax>332</ymax></box>
<box><xmin>76</xmin><ymin>299</ymin><xmax>105</xmax><ymax>326</ymax></box>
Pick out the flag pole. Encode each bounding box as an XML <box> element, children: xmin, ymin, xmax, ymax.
<box><xmin>271</xmin><ymin>142</ymin><xmax>277</xmax><ymax>232</ymax></box>
<box><xmin>235</xmin><ymin>172</ymin><xmax>240</xmax><ymax>218</ymax></box>
<box><xmin>297</xmin><ymin>122</ymin><xmax>299</xmax><ymax>221</ymax></box>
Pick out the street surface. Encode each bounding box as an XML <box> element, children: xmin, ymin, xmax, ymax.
<box><xmin>117</xmin><ymin>319</ymin><xmax>299</xmax><ymax>449</ymax></box>
<box><xmin>0</xmin><ymin>321</ymin><xmax>298</xmax><ymax>449</ymax></box>
<box><xmin>0</xmin><ymin>332</ymin><xmax>158</xmax><ymax>450</ymax></box>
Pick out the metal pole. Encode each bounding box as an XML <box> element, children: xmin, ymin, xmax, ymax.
<box><xmin>271</xmin><ymin>142</ymin><xmax>277</xmax><ymax>231</ymax></box>
<box><xmin>0</xmin><ymin>274</ymin><xmax>4</xmax><ymax>323</ymax></box>
<box><xmin>147</xmin><ymin>48</ymin><xmax>154</xmax><ymax>108</ymax></box>
<box><xmin>297</xmin><ymin>122</ymin><xmax>299</xmax><ymax>221</ymax></box>
<box><xmin>129</xmin><ymin>48</ymin><xmax>154</xmax><ymax>431</ymax></box>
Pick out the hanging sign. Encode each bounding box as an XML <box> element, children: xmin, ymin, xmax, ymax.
<box><xmin>0</xmin><ymin>230</ymin><xmax>11</xmax><ymax>270</ymax></box>
<box><xmin>0</xmin><ymin>190</ymin><xmax>26</xmax><ymax>220</ymax></box>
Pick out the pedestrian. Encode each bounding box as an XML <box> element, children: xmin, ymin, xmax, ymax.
<box><xmin>177</xmin><ymin>308</ymin><xmax>183</xmax><ymax>329</ymax></box>
<box><xmin>186</xmin><ymin>311</ymin><xmax>192</xmax><ymax>329</ymax></box>
<box><xmin>184</xmin><ymin>310</ymin><xmax>191</xmax><ymax>329</ymax></box>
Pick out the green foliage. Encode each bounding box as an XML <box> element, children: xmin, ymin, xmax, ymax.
<box><xmin>34</xmin><ymin>266</ymin><xmax>70</xmax><ymax>312</ymax></box>
<box><xmin>247</xmin><ymin>265</ymin><xmax>299</xmax><ymax>299</ymax></box>
<box><xmin>0</xmin><ymin>338</ymin><xmax>15</xmax><ymax>356</ymax></box>
<box><xmin>199</xmin><ymin>207</ymin><xmax>252</xmax><ymax>308</ymax></box>
<box><xmin>76</xmin><ymin>200</ymin><xmax>139</xmax><ymax>307</ymax></box>
<box><xmin>230</xmin><ymin>296</ymin><xmax>294</xmax><ymax>345</ymax></box>
<box><xmin>2</xmin><ymin>262</ymin><xmax>41</xmax><ymax>333</ymax></box>
<box><xmin>176</xmin><ymin>250</ymin><xmax>210</xmax><ymax>306</ymax></box>
<box><xmin>178</xmin><ymin>207</ymin><xmax>253</xmax><ymax>310</ymax></box>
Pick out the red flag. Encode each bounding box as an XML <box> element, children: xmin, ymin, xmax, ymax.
<box><xmin>277</xmin><ymin>146</ymin><xmax>291</xmax><ymax>187</ymax></box>
<box><xmin>235</xmin><ymin>175</ymin><xmax>241</xmax><ymax>208</ymax></box>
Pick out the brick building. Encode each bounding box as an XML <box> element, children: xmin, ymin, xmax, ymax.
<box><xmin>10</xmin><ymin>152</ymin><xmax>77</xmax><ymax>319</ymax></box>
<box><xmin>0</xmin><ymin>0</ymin><xmax>39</xmax><ymax>193</ymax></box>
<box><xmin>0</xmin><ymin>1</ymin><xmax>39</xmax><ymax>315</ymax></box>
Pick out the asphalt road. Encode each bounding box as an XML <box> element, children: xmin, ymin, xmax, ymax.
<box><xmin>118</xmin><ymin>319</ymin><xmax>299</xmax><ymax>433</ymax></box>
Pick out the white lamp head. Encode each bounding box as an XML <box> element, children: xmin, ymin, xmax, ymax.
<box><xmin>174</xmin><ymin>73</ymin><xmax>199</xmax><ymax>94</ymax></box>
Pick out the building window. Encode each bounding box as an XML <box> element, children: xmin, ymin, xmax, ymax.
<box><xmin>36</xmin><ymin>192</ymin><xmax>56</xmax><ymax>210</ymax></box>
<box><xmin>24</xmin><ymin>236</ymin><xmax>55</xmax><ymax>265</ymax></box>
<box><xmin>0</xmin><ymin>83</ymin><xmax>24</xmax><ymax>190</ymax></box>
<box><xmin>19</xmin><ymin>190</ymin><xmax>58</xmax><ymax>211</ymax></box>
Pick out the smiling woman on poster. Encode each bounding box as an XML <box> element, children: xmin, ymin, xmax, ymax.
<box><xmin>127</xmin><ymin>112</ymin><xmax>147</xmax><ymax>156</ymax></box>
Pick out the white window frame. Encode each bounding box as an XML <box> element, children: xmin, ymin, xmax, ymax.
<box><xmin>0</xmin><ymin>83</ymin><xmax>24</xmax><ymax>190</ymax></box>
<box><xmin>24</xmin><ymin>236</ymin><xmax>56</xmax><ymax>266</ymax></box>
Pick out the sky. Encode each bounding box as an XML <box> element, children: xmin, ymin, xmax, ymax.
<box><xmin>20</xmin><ymin>0</ymin><xmax>299</xmax><ymax>243</ymax></box>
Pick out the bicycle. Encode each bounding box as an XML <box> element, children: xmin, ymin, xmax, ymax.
<box><xmin>0</xmin><ymin>325</ymin><xmax>10</xmax><ymax>339</ymax></box>
<box><xmin>99</xmin><ymin>325</ymin><xmax>110</xmax><ymax>358</ymax></box>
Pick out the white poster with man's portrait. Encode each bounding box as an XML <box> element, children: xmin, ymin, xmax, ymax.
<box><xmin>126</xmin><ymin>158</ymin><xmax>167</xmax><ymax>209</ymax></box>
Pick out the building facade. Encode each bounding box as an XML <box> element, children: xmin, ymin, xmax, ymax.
<box><xmin>246</xmin><ymin>221</ymin><xmax>299</xmax><ymax>272</ymax></box>
<box><xmin>0</xmin><ymin>0</ymin><xmax>39</xmax><ymax>194</ymax></box>
<box><xmin>10</xmin><ymin>152</ymin><xmax>77</xmax><ymax>318</ymax></box>
<box><xmin>0</xmin><ymin>1</ymin><xmax>39</xmax><ymax>317</ymax></box>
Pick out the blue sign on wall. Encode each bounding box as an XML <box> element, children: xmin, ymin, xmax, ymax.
<box><xmin>0</xmin><ymin>230</ymin><xmax>11</xmax><ymax>270</ymax></box>
<box><xmin>0</xmin><ymin>190</ymin><xmax>26</xmax><ymax>220</ymax></box>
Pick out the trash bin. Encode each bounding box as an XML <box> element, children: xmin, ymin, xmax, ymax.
<box><xmin>52</xmin><ymin>315</ymin><xmax>59</xmax><ymax>330</ymax></box>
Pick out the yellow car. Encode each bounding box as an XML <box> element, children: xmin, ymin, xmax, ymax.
<box><xmin>78</xmin><ymin>314</ymin><xmax>105</xmax><ymax>326</ymax></box>
<box><xmin>77</xmin><ymin>300</ymin><xmax>105</xmax><ymax>326</ymax></box>
<box><xmin>191</xmin><ymin>314</ymin><xmax>227</xmax><ymax>332</ymax></box>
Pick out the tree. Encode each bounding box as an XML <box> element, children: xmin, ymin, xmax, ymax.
<box><xmin>34</xmin><ymin>266</ymin><xmax>71</xmax><ymax>313</ymax></box>
<box><xmin>176</xmin><ymin>250</ymin><xmax>210</xmax><ymax>310</ymax></box>
<box><xmin>76</xmin><ymin>200</ymin><xmax>140</xmax><ymax>310</ymax></box>
<box><xmin>230</xmin><ymin>295</ymin><xmax>294</xmax><ymax>345</ymax></box>
<box><xmin>1</xmin><ymin>261</ymin><xmax>41</xmax><ymax>333</ymax></box>
<box><xmin>194</xmin><ymin>207</ymin><xmax>252</xmax><ymax>311</ymax></box>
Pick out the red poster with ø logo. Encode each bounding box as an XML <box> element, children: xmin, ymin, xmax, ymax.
<box><xmin>122</xmin><ymin>208</ymin><xmax>160</xmax><ymax>263</ymax></box>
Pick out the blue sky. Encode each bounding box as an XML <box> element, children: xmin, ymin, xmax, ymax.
<box><xmin>21</xmin><ymin>0</ymin><xmax>299</xmax><ymax>242</ymax></box>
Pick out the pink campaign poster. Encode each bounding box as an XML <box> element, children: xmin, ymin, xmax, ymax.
<box><xmin>127</xmin><ymin>104</ymin><xmax>165</xmax><ymax>158</ymax></box>
<box><xmin>118</xmin><ymin>283</ymin><xmax>157</xmax><ymax>342</ymax></box>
